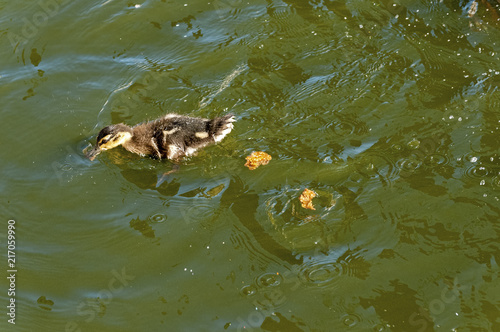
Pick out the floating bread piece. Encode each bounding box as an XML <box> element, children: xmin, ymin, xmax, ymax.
<box><xmin>299</xmin><ymin>188</ymin><xmax>317</xmax><ymax>210</ymax></box>
<box><xmin>244</xmin><ymin>151</ymin><xmax>272</xmax><ymax>170</ymax></box>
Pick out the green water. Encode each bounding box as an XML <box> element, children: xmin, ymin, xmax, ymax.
<box><xmin>1</xmin><ymin>0</ymin><xmax>500</xmax><ymax>331</ymax></box>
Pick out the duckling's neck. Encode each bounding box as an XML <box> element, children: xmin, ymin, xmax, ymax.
<box><xmin>121</xmin><ymin>124</ymin><xmax>159</xmax><ymax>158</ymax></box>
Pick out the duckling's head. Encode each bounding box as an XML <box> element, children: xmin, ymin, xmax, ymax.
<box><xmin>86</xmin><ymin>124</ymin><xmax>133</xmax><ymax>161</ymax></box>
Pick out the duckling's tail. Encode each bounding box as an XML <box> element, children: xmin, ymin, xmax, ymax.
<box><xmin>210</xmin><ymin>114</ymin><xmax>235</xmax><ymax>143</ymax></box>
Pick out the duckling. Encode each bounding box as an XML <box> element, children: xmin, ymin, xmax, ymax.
<box><xmin>85</xmin><ymin>113</ymin><xmax>235</xmax><ymax>161</ymax></box>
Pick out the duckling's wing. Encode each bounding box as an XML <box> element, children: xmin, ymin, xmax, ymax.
<box><xmin>154</xmin><ymin>114</ymin><xmax>235</xmax><ymax>160</ymax></box>
<box><xmin>152</xmin><ymin>129</ymin><xmax>178</xmax><ymax>159</ymax></box>
<box><xmin>152</xmin><ymin>126</ymin><xmax>186</xmax><ymax>160</ymax></box>
<box><xmin>177</xmin><ymin>114</ymin><xmax>235</xmax><ymax>154</ymax></box>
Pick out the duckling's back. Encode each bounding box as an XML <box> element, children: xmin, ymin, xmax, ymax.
<box><xmin>142</xmin><ymin>114</ymin><xmax>235</xmax><ymax>160</ymax></box>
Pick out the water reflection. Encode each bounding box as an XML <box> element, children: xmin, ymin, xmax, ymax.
<box><xmin>221</xmin><ymin>176</ymin><xmax>302</xmax><ymax>265</ymax></box>
<box><xmin>3</xmin><ymin>0</ymin><xmax>500</xmax><ymax>330</ymax></box>
<box><xmin>129</xmin><ymin>216</ymin><xmax>156</xmax><ymax>239</ymax></box>
<box><xmin>360</xmin><ymin>280</ymin><xmax>425</xmax><ymax>331</ymax></box>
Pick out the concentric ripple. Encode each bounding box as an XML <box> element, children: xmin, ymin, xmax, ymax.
<box><xmin>263</xmin><ymin>185</ymin><xmax>342</xmax><ymax>251</ymax></box>
<box><xmin>298</xmin><ymin>262</ymin><xmax>343</xmax><ymax>287</ymax></box>
<box><xmin>178</xmin><ymin>203</ymin><xmax>215</xmax><ymax>225</ymax></box>
<box><xmin>240</xmin><ymin>284</ymin><xmax>258</xmax><ymax>297</ymax></box>
<box><xmin>424</xmin><ymin>153</ymin><xmax>449</xmax><ymax>166</ymax></box>
<box><xmin>265</xmin><ymin>186</ymin><xmax>340</xmax><ymax>228</ymax></box>
<box><xmin>465</xmin><ymin>165</ymin><xmax>490</xmax><ymax>179</ymax></box>
<box><xmin>354</xmin><ymin>153</ymin><xmax>399</xmax><ymax>186</ymax></box>
<box><xmin>256</xmin><ymin>272</ymin><xmax>283</xmax><ymax>287</ymax></box>
<box><xmin>149</xmin><ymin>213</ymin><xmax>167</xmax><ymax>223</ymax></box>
<box><xmin>332</xmin><ymin>121</ymin><xmax>356</xmax><ymax>136</ymax></box>
<box><xmin>328</xmin><ymin>113</ymin><xmax>370</xmax><ymax>136</ymax></box>
<box><xmin>60</xmin><ymin>164</ymin><xmax>73</xmax><ymax>172</ymax></box>
<box><xmin>341</xmin><ymin>313</ymin><xmax>361</xmax><ymax>327</ymax></box>
<box><xmin>397</xmin><ymin>156</ymin><xmax>423</xmax><ymax>177</ymax></box>
<box><xmin>491</xmin><ymin>175</ymin><xmax>500</xmax><ymax>189</ymax></box>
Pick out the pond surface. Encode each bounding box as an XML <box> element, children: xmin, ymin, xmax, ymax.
<box><xmin>1</xmin><ymin>0</ymin><xmax>500</xmax><ymax>331</ymax></box>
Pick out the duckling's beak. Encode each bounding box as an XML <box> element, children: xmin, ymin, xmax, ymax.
<box><xmin>85</xmin><ymin>145</ymin><xmax>102</xmax><ymax>161</ymax></box>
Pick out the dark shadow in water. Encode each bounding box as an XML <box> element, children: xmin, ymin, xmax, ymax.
<box><xmin>403</xmin><ymin>174</ymin><xmax>448</xmax><ymax>197</ymax></box>
<box><xmin>481</xmin><ymin>300</ymin><xmax>500</xmax><ymax>331</ymax></box>
<box><xmin>220</xmin><ymin>176</ymin><xmax>302</xmax><ymax>265</ymax></box>
<box><xmin>336</xmin><ymin>185</ymin><xmax>367</xmax><ymax>223</ymax></box>
<box><xmin>120</xmin><ymin>168</ymin><xmax>181</xmax><ymax>196</ymax></box>
<box><xmin>261</xmin><ymin>312</ymin><xmax>307</xmax><ymax>331</ymax></box>
<box><xmin>337</xmin><ymin>248</ymin><xmax>371</xmax><ymax>280</ymax></box>
<box><xmin>452</xmin><ymin>196</ymin><xmax>500</xmax><ymax>261</ymax></box>
<box><xmin>129</xmin><ymin>217</ymin><xmax>156</xmax><ymax>238</ymax></box>
<box><xmin>360</xmin><ymin>279</ymin><xmax>434</xmax><ymax>332</ymax></box>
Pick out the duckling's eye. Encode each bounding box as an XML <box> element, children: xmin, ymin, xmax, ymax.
<box><xmin>98</xmin><ymin>134</ymin><xmax>113</xmax><ymax>145</ymax></box>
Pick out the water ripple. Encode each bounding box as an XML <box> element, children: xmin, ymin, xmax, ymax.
<box><xmin>326</xmin><ymin>112</ymin><xmax>370</xmax><ymax>136</ymax></box>
<box><xmin>298</xmin><ymin>262</ymin><xmax>343</xmax><ymax>287</ymax></box>
<box><xmin>424</xmin><ymin>152</ymin><xmax>449</xmax><ymax>166</ymax></box>
<box><xmin>177</xmin><ymin>201</ymin><xmax>216</xmax><ymax>225</ymax></box>
<box><xmin>465</xmin><ymin>165</ymin><xmax>490</xmax><ymax>179</ymax></box>
<box><xmin>266</xmin><ymin>185</ymin><xmax>340</xmax><ymax>227</ymax></box>
<box><xmin>267</xmin><ymin>5</ymin><xmax>311</xmax><ymax>37</ymax></box>
<box><xmin>341</xmin><ymin>313</ymin><xmax>361</xmax><ymax>327</ymax></box>
<box><xmin>149</xmin><ymin>213</ymin><xmax>167</xmax><ymax>223</ymax></box>
<box><xmin>397</xmin><ymin>156</ymin><xmax>423</xmax><ymax>177</ymax></box>
<box><xmin>256</xmin><ymin>272</ymin><xmax>283</xmax><ymax>288</ymax></box>
<box><xmin>240</xmin><ymin>284</ymin><xmax>258</xmax><ymax>297</ymax></box>
<box><xmin>491</xmin><ymin>175</ymin><xmax>500</xmax><ymax>189</ymax></box>
<box><xmin>354</xmin><ymin>152</ymin><xmax>399</xmax><ymax>186</ymax></box>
